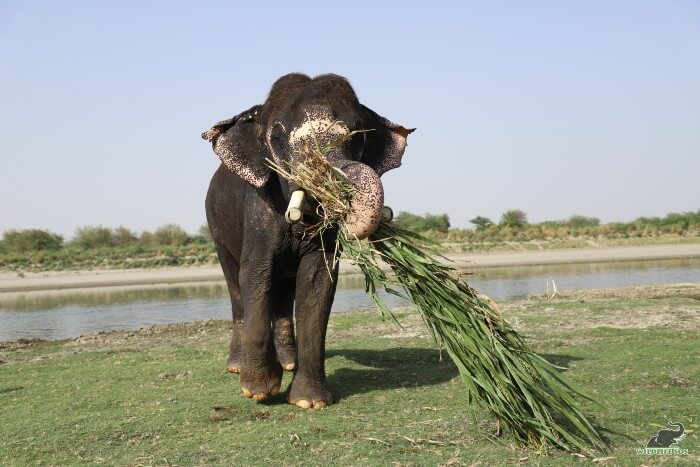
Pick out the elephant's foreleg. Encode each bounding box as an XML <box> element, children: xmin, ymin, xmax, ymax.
<box><xmin>238</xmin><ymin>262</ymin><xmax>283</xmax><ymax>401</ymax></box>
<box><xmin>273</xmin><ymin>278</ymin><xmax>297</xmax><ymax>371</ymax></box>
<box><xmin>213</xmin><ymin>243</ymin><xmax>244</xmax><ymax>374</ymax></box>
<box><xmin>287</xmin><ymin>250</ymin><xmax>337</xmax><ymax>409</ymax></box>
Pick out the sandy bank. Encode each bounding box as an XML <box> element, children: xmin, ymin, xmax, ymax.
<box><xmin>1</xmin><ymin>243</ymin><xmax>698</xmax><ymax>293</ymax></box>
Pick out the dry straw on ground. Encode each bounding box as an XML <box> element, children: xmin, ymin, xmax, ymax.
<box><xmin>267</xmin><ymin>125</ymin><xmax>606</xmax><ymax>453</ymax></box>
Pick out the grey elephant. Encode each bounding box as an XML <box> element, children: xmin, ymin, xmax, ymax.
<box><xmin>202</xmin><ymin>73</ymin><xmax>413</xmax><ymax>408</ymax></box>
<box><xmin>646</xmin><ymin>421</ymin><xmax>686</xmax><ymax>448</ymax></box>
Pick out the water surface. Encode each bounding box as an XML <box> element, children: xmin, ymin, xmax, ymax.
<box><xmin>1</xmin><ymin>258</ymin><xmax>698</xmax><ymax>342</ymax></box>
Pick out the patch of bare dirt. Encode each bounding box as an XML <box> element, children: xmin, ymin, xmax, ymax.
<box><xmin>532</xmin><ymin>283</ymin><xmax>700</xmax><ymax>301</ymax></box>
<box><xmin>508</xmin><ymin>283</ymin><xmax>700</xmax><ymax>331</ymax></box>
<box><xmin>69</xmin><ymin>319</ymin><xmax>230</xmax><ymax>347</ymax></box>
<box><xmin>0</xmin><ymin>320</ymin><xmax>232</xmax><ymax>364</ymax></box>
<box><xmin>0</xmin><ymin>338</ymin><xmax>48</xmax><ymax>351</ymax></box>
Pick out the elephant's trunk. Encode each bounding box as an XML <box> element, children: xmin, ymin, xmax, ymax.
<box><xmin>340</xmin><ymin>162</ymin><xmax>384</xmax><ymax>240</ymax></box>
<box><xmin>669</xmin><ymin>422</ymin><xmax>685</xmax><ymax>435</ymax></box>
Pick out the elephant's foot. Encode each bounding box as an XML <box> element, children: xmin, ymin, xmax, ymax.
<box><xmin>239</xmin><ymin>362</ymin><xmax>283</xmax><ymax>402</ymax></box>
<box><xmin>287</xmin><ymin>375</ymin><xmax>332</xmax><ymax>409</ymax></box>
<box><xmin>227</xmin><ymin>320</ymin><xmax>243</xmax><ymax>373</ymax></box>
<box><xmin>274</xmin><ymin>317</ymin><xmax>297</xmax><ymax>372</ymax></box>
<box><xmin>226</xmin><ymin>351</ymin><xmax>242</xmax><ymax>373</ymax></box>
<box><xmin>226</xmin><ymin>359</ymin><xmax>240</xmax><ymax>374</ymax></box>
<box><xmin>242</xmin><ymin>384</ymin><xmax>280</xmax><ymax>401</ymax></box>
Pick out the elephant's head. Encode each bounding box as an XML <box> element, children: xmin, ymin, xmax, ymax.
<box><xmin>202</xmin><ymin>73</ymin><xmax>414</xmax><ymax>239</ymax></box>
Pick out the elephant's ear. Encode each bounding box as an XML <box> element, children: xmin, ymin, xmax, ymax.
<box><xmin>201</xmin><ymin>105</ymin><xmax>270</xmax><ymax>188</ymax></box>
<box><xmin>360</xmin><ymin>104</ymin><xmax>415</xmax><ymax>176</ymax></box>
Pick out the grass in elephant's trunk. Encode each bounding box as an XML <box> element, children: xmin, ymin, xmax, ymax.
<box><xmin>266</xmin><ymin>131</ymin><xmax>606</xmax><ymax>454</ymax></box>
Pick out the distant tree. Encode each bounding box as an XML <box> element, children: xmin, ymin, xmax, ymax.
<box><xmin>500</xmin><ymin>210</ymin><xmax>528</xmax><ymax>228</ymax></box>
<box><xmin>154</xmin><ymin>224</ymin><xmax>189</xmax><ymax>246</ymax></box>
<box><xmin>394</xmin><ymin>212</ymin><xmax>423</xmax><ymax>231</ymax></box>
<box><xmin>567</xmin><ymin>215</ymin><xmax>600</xmax><ymax>229</ymax></box>
<box><xmin>3</xmin><ymin>229</ymin><xmax>64</xmax><ymax>252</ymax></box>
<box><xmin>139</xmin><ymin>231</ymin><xmax>156</xmax><ymax>244</ymax></box>
<box><xmin>422</xmin><ymin>214</ymin><xmax>450</xmax><ymax>233</ymax></box>
<box><xmin>198</xmin><ymin>224</ymin><xmax>213</xmax><ymax>242</ymax></box>
<box><xmin>659</xmin><ymin>211</ymin><xmax>697</xmax><ymax>230</ymax></box>
<box><xmin>73</xmin><ymin>226</ymin><xmax>115</xmax><ymax>249</ymax></box>
<box><xmin>469</xmin><ymin>216</ymin><xmax>493</xmax><ymax>230</ymax></box>
<box><xmin>113</xmin><ymin>226</ymin><xmax>138</xmax><ymax>246</ymax></box>
<box><xmin>394</xmin><ymin>212</ymin><xmax>450</xmax><ymax>233</ymax></box>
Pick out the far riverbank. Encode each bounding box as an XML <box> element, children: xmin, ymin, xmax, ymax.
<box><xmin>0</xmin><ymin>243</ymin><xmax>698</xmax><ymax>293</ymax></box>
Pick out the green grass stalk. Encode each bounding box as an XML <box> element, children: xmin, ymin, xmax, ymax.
<box><xmin>266</xmin><ymin>125</ymin><xmax>606</xmax><ymax>452</ymax></box>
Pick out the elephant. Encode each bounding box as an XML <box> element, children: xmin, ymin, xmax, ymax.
<box><xmin>202</xmin><ymin>73</ymin><xmax>414</xmax><ymax>408</ymax></box>
<box><xmin>646</xmin><ymin>421</ymin><xmax>686</xmax><ymax>448</ymax></box>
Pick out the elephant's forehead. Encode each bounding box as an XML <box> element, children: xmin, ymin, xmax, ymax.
<box><xmin>288</xmin><ymin>107</ymin><xmax>350</xmax><ymax>147</ymax></box>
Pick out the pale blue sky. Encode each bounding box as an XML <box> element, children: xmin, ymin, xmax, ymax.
<box><xmin>1</xmin><ymin>1</ymin><xmax>698</xmax><ymax>236</ymax></box>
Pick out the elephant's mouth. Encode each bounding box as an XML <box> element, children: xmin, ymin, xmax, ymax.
<box><xmin>283</xmin><ymin>161</ymin><xmax>384</xmax><ymax>240</ymax></box>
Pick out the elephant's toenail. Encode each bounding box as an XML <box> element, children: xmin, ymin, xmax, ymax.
<box><xmin>282</xmin><ymin>363</ymin><xmax>295</xmax><ymax>371</ymax></box>
<box><xmin>227</xmin><ymin>366</ymin><xmax>240</xmax><ymax>373</ymax></box>
<box><xmin>295</xmin><ymin>399</ymin><xmax>312</xmax><ymax>409</ymax></box>
<box><xmin>313</xmin><ymin>401</ymin><xmax>327</xmax><ymax>409</ymax></box>
<box><xmin>242</xmin><ymin>388</ymin><xmax>253</xmax><ymax>398</ymax></box>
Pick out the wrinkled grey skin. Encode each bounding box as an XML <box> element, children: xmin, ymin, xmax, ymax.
<box><xmin>202</xmin><ymin>73</ymin><xmax>414</xmax><ymax>407</ymax></box>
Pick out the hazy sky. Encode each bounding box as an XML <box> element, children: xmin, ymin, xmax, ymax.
<box><xmin>1</xmin><ymin>1</ymin><xmax>698</xmax><ymax>237</ymax></box>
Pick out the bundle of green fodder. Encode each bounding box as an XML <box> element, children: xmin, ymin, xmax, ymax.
<box><xmin>267</xmin><ymin>132</ymin><xmax>605</xmax><ymax>453</ymax></box>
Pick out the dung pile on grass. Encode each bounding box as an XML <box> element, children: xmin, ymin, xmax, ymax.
<box><xmin>267</xmin><ymin>132</ymin><xmax>606</xmax><ymax>453</ymax></box>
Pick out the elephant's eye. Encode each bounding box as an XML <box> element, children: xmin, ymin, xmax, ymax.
<box><xmin>348</xmin><ymin>130</ymin><xmax>365</xmax><ymax>160</ymax></box>
<box><xmin>269</xmin><ymin>127</ymin><xmax>288</xmax><ymax>153</ymax></box>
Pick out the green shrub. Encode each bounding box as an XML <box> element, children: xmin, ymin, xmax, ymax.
<box><xmin>567</xmin><ymin>215</ymin><xmax>600</xmax><ymax>228</ymax></box>
<box><xmin>139</xmin><ymin>231</ymin><xmax>156</xmax><ymax>244</ymax></box>
<box><xmin>73</xmin><ymin>226</ymin><xmax>116</xmax><ymax>249</ymax></box>
<box><xmin>2</xmin><ymin>229</ymin><xmax>63</xmax><ymax>252</ymax></box>
<box><xmin>198</xmin><ymin>225</ymin><xmax>213</xmax><ymax>242</ymax></box>
<box><xmin>394</xmin><ymin>212</ymin><xmax>450</xmax><ymax>233</ymax></box>
<box><xmin>113</xmin><ymin>226</ymin><xmax>138</xmax><ymax>246</ymax></box>
<box><xmin>500</xmin><ymin>210</ymin><xmax>527</xmax><ymax>228</ymax></box>
<box><xmin>154</xmin><ymin>224</ymin><xmax>189</xmax><ymax>246</ymax></box>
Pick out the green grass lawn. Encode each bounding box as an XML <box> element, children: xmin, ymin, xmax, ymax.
<box><xmin>1</xmin><ymin>285</ymin><xmax>698</xmax><ymax>465</ymax></box>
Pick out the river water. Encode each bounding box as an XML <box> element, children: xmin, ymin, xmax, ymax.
<box><xmin>1</xmin><ymin>258</ymin><xmax>698</xmax><ymax>342</ymax></box>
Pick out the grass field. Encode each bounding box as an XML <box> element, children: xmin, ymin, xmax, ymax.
<box><xmin>1</xmin><ymin>284</ymin><xmax>698</xmax><ymax>465</ymax></box>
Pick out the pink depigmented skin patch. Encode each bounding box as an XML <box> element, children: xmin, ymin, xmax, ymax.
<box><xmin>343</xmin><ymin>163</ymin><xmax>384</xmax><ymax>240</ymax></box>
<box><xmin>213</xmin><ymin>128</ymin><xmax>269</xmax><ymax>188</ymax></box>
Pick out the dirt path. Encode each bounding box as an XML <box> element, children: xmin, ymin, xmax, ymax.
<box><xmin>1</xmin><ymin>243</ymin><xmax>697</xmax><ymax>293</ymax></box>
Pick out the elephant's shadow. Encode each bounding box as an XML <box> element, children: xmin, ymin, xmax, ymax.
<box><xmin>324</xmin><ymin>347</ymin><xmax>583</xmax><ymax>401</ymax></box>
<box><xmin>325</xmin><ymin>347</ymin><xmax>455</xmax><ymax>401</ymax></box>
